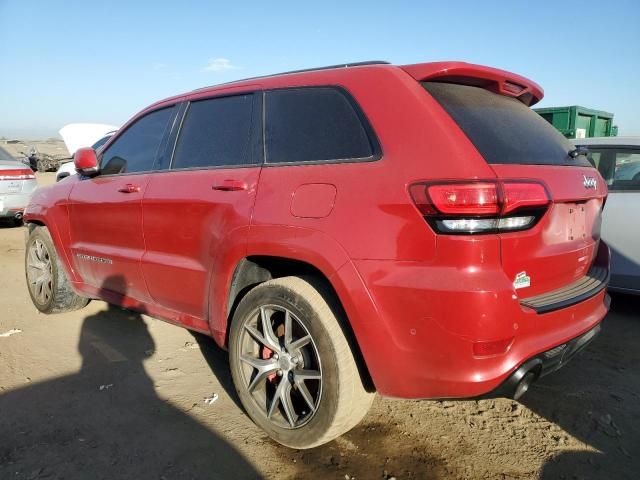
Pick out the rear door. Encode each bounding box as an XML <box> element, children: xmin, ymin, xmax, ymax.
<box><xmin>141</xmin><ymin>91</ymin><xmax>263</xmax><ymax>320</ymax></box>
<box><xmin>68</xmin><ymin>106</ymin><xmax>177</xmax><ymax>301</ymax></box>
<box><xmin>424</xmin><ymin>82</ymin><xmax>607</xmax><ymax>297</ymax></box>
<box><xmin>586</xmin><ymin>146</ymin><xmax>640</xmax><ymax>291</ymax></box>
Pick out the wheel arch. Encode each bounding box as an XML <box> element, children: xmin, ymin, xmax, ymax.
<box><xmin>224</xmin><ymin>255</ymin><xmax>375</xmax><ymax>392</ymax></box>
<box><xmin>25</xmin><ymin>219</ymin><xmax>45</xmax><ymax>228</ymax></box>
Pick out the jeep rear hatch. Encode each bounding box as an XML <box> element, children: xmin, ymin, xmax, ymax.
<box><xmin>418</xmin><ymin>76</ymin><xmax>607</xmax><ymax>300</ymax></box>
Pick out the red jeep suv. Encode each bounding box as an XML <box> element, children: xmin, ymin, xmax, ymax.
<box><xmin>24</xmin><ymin>61</ymin><xmax>610</xmax><ymax>448</ymax></box>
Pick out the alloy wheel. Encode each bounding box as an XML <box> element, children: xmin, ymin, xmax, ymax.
<box><xmin>237</xmin><ymin>305</ymin><xmax>322</xmax><ymax>429</ymax></box>
<box><xmin>26</xmin><ymin>239</ymin><xmax>53</xmax><ymax>305</ymax></box>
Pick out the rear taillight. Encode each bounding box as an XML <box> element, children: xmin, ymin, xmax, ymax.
<box><xmin>409</xmin><ymin>180</ymin><xmax>550</xmax><ymax>234</ymax></box>
<box><xmin>0</xmin><ymin>169</ymin><xmax>36</xmax><ymax>181</ymax></box>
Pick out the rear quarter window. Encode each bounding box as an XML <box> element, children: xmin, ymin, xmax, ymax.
<box><xmin>423</xmin><ymin>82</ymin><xmax>590</xmax><ymax>167</ymax></box>
<box><xmin>265</xmin><ymin>87</ymin><xmax>379</xmax><ymax>164</ymax></box>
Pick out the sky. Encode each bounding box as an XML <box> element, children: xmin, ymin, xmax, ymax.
<box><xmin>1</xmin><ymin>0</ymin><xmax>639</xmax><ymax>138</ymax></box>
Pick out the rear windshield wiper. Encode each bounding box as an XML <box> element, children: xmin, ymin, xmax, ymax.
<box><xmin>568</xmin><ymin>146</ymin><xmax>589</xmax><ymax>159</ymax></box>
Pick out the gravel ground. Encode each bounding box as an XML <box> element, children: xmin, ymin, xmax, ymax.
<box><xmin>0</xmin><ymin>173</ymin><xmax>638</xmax><ymax>479</ymax></box>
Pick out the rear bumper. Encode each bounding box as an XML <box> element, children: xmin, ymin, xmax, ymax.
<box><xmin>342</xmin><ymin>244</ymin><xmax>610</xmax><ymax>399</ymax></box>
<box><xmin>520</xmin><ymin>266</ymin><xmax>609</xmax><ymax>313</ymax></box>
<box><xmin>0</xmin><ymin>191</ymin><xmax>32</xmax><ymax>217</ymax></box>
<box><xmin>481</xmin><ymin>320</ymin><xmax>603</xmax><ymax>399</ymax></box>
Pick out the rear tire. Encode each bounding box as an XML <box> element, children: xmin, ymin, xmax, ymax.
<box><xmin>229</xmin><ymin>276</ymin><xmax>374</xmax><ymax>449</ymax></box>
<box><xmin>25</xmin><ymin>226</ymin><xmax>89</xmax><ymax>313</ymax></box>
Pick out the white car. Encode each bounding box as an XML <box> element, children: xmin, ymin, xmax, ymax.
<box><xmin>0</xmin><ymin>145</ymin><xmax>37</xmax><ymax>225</ymax></box>
<box><xmin>56</xmin><ymin>124</ymin><xmax>117</xmax><ymax>182</ymax></box>
<box><xmin>573</xmin><ymin>136</ymin><xmax>640</xmax><ymax>294</ymax></box>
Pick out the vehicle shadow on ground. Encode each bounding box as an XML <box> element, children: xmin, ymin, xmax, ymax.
<box><xmin>192</xmin><ymin>331</ymin><xmax>244</xmax><ymax>411</ymax></box>
<box><xmin>0</xmin><ymin>275</ymin><xmax>260</xmax><ymax>479</ymax></box>
<box><xmin>182</xmin><ymin>290</ymin><xmax>640</xmax><ymax>480</ymax></box>
<box><xmin>191</xmin><ymin>291</ymin><xmax>640</xmax><ymax>479</ymax></box>
<box><xmin>526</xmin><ymin>293</ymin><xmax>640</xmax><ymax>479</ymax></box>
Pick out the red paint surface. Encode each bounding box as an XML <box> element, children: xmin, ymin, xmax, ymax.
<box><xmin>24</xmin><ymin>61</ymin><xmax>609</xmax><ymax>398</ymax></box>
<box><xmin>73</xmin><ymin>148</ymin><xmax>98</xmax><ymax>171</ymax></box>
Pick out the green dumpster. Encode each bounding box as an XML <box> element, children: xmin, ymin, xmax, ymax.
<box><xmin>533</xmin><ymin>106</ymin><xmax>617</xmax><ymax>139</ymax></box>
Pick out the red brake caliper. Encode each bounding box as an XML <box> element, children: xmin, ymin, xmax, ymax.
<box><xmin>262</xmin><ymin>346</ymin><xmax>277</xmax><ymax>382</ymax></box>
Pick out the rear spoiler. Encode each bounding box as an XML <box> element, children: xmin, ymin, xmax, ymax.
<box><xmin>400</xmin><ymin>61</ymin><xmax>543</xmax><ymax>106</ymax></box>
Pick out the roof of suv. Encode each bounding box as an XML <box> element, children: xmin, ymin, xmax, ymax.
<box><xmin>145</xmin><ymin>60</ymin><xmax>544</xmax><ymax>112</ymax></box>
<box><xmin>192</xmin><ymin>60</ymin><xmax>393</xmax><ymax>91</ymax></box>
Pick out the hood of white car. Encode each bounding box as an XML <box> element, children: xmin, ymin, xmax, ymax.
<box><xmin>59</xmin><ymin>123</ymin><xmax>118</xmax><ymax>156</ymax></box>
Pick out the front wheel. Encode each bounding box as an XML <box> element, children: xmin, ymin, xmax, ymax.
<box><xmin>229</xmin><ymin>276</ymin><xmax>374</xmax><ymax>449</ymax></box>
<box><xmin>25</xmin><ymin>226</ymin><xmax>89</xmax><ymax>313</ymax></box>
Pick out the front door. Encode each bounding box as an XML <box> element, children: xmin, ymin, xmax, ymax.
<box><xmin>68</xmin><ymin>105</ymin><xmax>177</xmax><ymax>302</ymax></box>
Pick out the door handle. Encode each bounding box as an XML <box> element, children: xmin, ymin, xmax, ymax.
<box><xmin>212</xmin><ymin>179</ymin><xmax>248</xmax><ymax>191</ymax></box>
<box><xmin>117</xmin><ymin>184</ymin><xmax>141</xmax><ymax>193</ymax></box>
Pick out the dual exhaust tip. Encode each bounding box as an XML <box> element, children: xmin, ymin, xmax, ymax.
<box><xmin>480</xmin><ymin>358</ymin><xmax>542</xmax><ymax>401</ymax></box>
<box><xmin>513</xmin><ymin>370</ymin><xmax>536</xmax><ymax>400</ymax></box>
<box><xmin>505</xmin><ymin>359</ymin><xmax>542</xmax><ymax>400</ymax></box>
<box><xmin>481</xmin><ymin>326</ymin><xmax>599</xmax><ymax>401</ymax></box>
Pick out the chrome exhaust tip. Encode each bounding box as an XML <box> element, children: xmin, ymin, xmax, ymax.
<box><xmin>513</xmin><ymin>371</ymin><xmax>536</xmax><ymax>400</ymax></box>
<box><xmin>477</xmin><ymin>358</ymin><xmax>542</xmax><ymax>400</ymax></box>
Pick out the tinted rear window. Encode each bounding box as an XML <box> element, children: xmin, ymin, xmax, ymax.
<box><xmin>265</xmin><ymin>87</ymin><xmax>377</xmax><ymax>163</ymax></box>
<box><xmin>423</xmin><ymin>82</ymin><xmax>590</xmax><ymax>167</ymax></box>
<box><xmin>172</xmin><ymin>93</ymin><xmax>261</xmax><ymax>169</ymax></box>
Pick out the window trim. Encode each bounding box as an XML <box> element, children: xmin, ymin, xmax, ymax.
<box><xmin>154</xmin><ymin>101</ymin><xmax>188</xmax><ymax>171</ymax></box>
<box><xmin>96</xmin><ymin>84</ymin><xmax>383</xmax><ymax>177</ymax></box>
<box><xmin>96</xmin><ymin>104</ymin><xmax>179</xmax><ymax>177</ymax></box>
<box><xmin>585</xmin><ymin>145</ymin><xmax>640</xmax><ymax>193</ymax></box>
<box><xmin>262</xmin><ymin>85</ymin><xmax>383</xmax><ymax>167</ymax></box>
<box><xmin>167</xmin><ymin>91</ymin><xmax>264</xmax><ymax>172</ymax></box>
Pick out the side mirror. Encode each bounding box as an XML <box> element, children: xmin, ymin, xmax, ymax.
<box><xmin>74</xmin><ymin>148</ymin><xmax>99</xmax><ymax>176</ymax></box>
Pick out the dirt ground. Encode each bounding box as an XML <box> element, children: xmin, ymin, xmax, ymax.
<box><xmin>1</xmin><ymin>173</ymin><xmax>638</xmax><ymax>480</ymax></box>
<box><xmin>1</xmin><ymin>139</ymin><xmax>69</xmax><ymax>159</ymax></box>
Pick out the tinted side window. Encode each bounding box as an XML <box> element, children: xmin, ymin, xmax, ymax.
<box><xmin>265</xmin><ymin>87</ymin><xmax>376</xmax><ymax>163</ymax></box>
<box><xmin>100</xmin><ymin>107</ymin><xmax>175</xmax><ymax>174</ymax></box>
<box><xmin>91</xmin><ymin>134</ymin><xmax>113</xmax><ymax>152</ymax></box>
<box><xmin>172</xmin><ymin>93</ymin><xmax>260</xmax><ymax>169</ymax></box>
<box><xmin>588</xmin><ymin>148</ymin><xmax>640</xmax><ymax>191</ymax></box>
